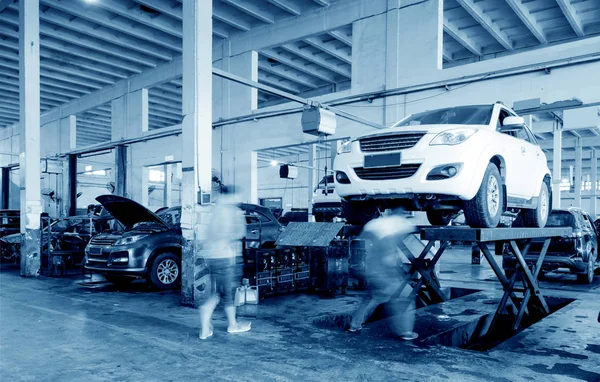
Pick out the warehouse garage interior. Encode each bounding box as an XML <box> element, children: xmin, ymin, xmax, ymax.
<box><xmin>1</xmin><ymin>0</ymin><xmax>599</xmax><ymax>380</ymax></box>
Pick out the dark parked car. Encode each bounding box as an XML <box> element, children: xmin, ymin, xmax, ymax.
<box><xmin>503</xmin><ymin>208</ymin><xmax>599</xmax><ymax>284</ymax></box>
<box><xmin>278</xmin><ymin>209</ymin><xmax>309</xmax><ymax>226</ymax></box>
<box><xmin>85</xmin><ymin>196</ymin><xmax>283</xmax><ymax>289</ymax></box>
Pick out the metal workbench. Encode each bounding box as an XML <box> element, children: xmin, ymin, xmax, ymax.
<box><xmin>397</xmin><ymin>226</ymin><xmax>572</xmax><ymax>335</ymax></box>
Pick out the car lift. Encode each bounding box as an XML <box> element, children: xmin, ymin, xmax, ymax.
<box><xmin>396</xmin><ymin>226</ymin><xmax>572</xmax><ymax>336</ymax></box>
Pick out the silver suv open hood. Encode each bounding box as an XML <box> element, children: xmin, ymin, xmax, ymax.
<box><xmin>96</xmin><ymin>195</ymin><xmax>171</xmax><ymax>230</ymax></box>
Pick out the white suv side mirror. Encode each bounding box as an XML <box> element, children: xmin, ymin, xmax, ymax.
<box><xmin>503</xmin><ymin>116</ymin><xmax>525</xmax><ymax>127</ymax></box>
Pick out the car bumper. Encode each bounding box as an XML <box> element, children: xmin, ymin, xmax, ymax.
<box><xmin>84</xmin><ymin>265</ymin><xmax>148</xmax><ymax>275</ymax></box>
<box><xmin>312</xmin><ymin>202</ymin><xmax>342</xmax><ymax>213</ymax></box>
<box><xmin>84</xmin><ymin>244</ymin><xmax>151</xmax><ymax>273</ymax></box>
<box><xmin>333</xmin><ymin>136</ymin><xmax>485</xmax><ymax>201</ymax></box>
<box><xmin>503</xmin><ymin>254</ymin><xmax>588</xmax><ymax>273</ymax></box>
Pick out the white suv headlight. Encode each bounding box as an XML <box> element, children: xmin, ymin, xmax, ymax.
<box><xmin>430</xmin><ymin>128</ymin><xmax>477</xmax><ymax>146</ymax></box>
<box><xmin>337</xmin><ymin>140</ymin><xmax>353</xmax><ymax>154</ymax></box>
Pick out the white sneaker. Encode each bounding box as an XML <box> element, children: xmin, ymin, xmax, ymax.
<box><xmin>227</xmin><ymin>322</ymin><xmax>251</xmax><ymax>334</ymax></box>
<box><xmin>400</xmin><ymin>331</ymin><xmax>418</xmax><ymax>341</ymax></box>
<box><xmin>199</xmin><ymin>329</ymin><xmax>213</xmax><ymax>340</ymax></box>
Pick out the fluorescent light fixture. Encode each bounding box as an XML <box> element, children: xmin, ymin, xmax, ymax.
<box><xmin>85</xmin><ymin>165</ymin><xmax>92</xmax><ymax>172</ymax></box>
<box><xmin>270</xmin><ymin>160</ymin><xmax>278</xmax><ymax>167</ymax></box>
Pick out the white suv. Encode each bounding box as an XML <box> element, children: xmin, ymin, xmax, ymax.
<box><xmin>333</xmin><ymin>103</ymin><xmax>551</xmax><ymax>228</ymax></box>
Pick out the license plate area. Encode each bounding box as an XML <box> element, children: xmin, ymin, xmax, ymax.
<box><xmin>88</xmin><ymin>247</ymin><xmax>102</xmax><ymax>255</ymax></box>
<box><xmin>364</xmin><ymin>153</ymin><xmax>401</xmax><ymax>168</ymax></box>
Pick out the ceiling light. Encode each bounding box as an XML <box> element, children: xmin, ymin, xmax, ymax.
<box><xmin>270</xmin><ymin>160</ymin><xmax>278</xmax><ymax>167</ymax></box>
<box><xmin>85</xmin><ymin>165</ymin><xmax>92</xmax><ymax>172</ymax></box>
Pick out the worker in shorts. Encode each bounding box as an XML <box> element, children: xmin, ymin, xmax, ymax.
<box><xmin>348</xmin><ymin>210</ymin><xmax>419</xmax><ymax>340</ymax></box>
<box><xmin>199</xmin><ymin>185</ymin><xmax>251</xmax><ymax>340</ymax></box>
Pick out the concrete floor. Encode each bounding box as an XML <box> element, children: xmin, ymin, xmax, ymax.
<box><xmin>1</xmin><ymin>246</ymin><xmax>599</xmax><ymax>382</ymax></box>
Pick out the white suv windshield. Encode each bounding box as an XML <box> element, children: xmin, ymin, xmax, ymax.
<box><xmin>396</xmin><ymin>105</ymin><xmax>494</xmax><ymax>127</ymax></box>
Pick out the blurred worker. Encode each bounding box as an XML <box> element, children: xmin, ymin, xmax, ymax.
<box><xmin>199</xmin><ymin>185</ymin><xmax>251</xmax><ymax>340</ymax></box>
<box><xmin>348</xmin><ymin>210</ymin><xmax>419</xmax><ymax>340</ymax></box>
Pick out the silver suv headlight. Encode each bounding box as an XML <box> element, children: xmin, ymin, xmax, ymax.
<box><xmin>337</xmin><ymin>140</ymin><xmax>353</xmax><ymax>154</ymax></box>
<box><xmin>430</xmin><ymin>128</ymin><xmax>477</xmax><ymax>146</ymax></box>
<box><xmin>115</xmin><ymin>234</ymin><xmax>148</xmax><ymax>246</ymax></box>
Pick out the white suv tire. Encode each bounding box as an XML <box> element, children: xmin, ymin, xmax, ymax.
<box><xmin>521</xmin><ymin>181</ymin><xmax>550</xmax><ymax>228</ymax></box>
<box><xmin>464</xmin><ymin>163</ymin><xmax>503</xmax><ymax>228</ymax></box>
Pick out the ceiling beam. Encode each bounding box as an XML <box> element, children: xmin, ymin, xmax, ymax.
<box><xmin>0</xmin><ymin>0</ymin><xmax>14</xmax><ymax>12</ymax></box>
<box><xmin>313</xmin><ymin>0</ymin><xmax>330</xmax><ymax>6</ymax></box>
<box><xmin>213</xmin><ymin>5</ymin><xmax>253</xmax><ymax>32</ymax></box>
<box><xmin>0</xmin><ymin>77</ymin><xmax>85</xmax><ymax>99</ymax></box>
<box><xmin>148</xmin><ymin>103</ymin><xmax>182</xmax><ymax>118</ymax></box>
<box><xmin>455</xmin><ymin>0</ymin><xmax>513</xmax><ymax>50</ymax></box>
<box><xmin>0</xmin><ymin>59</ymin><xmax>106</xmax><ymax>90</ymax></box>
<box><xmin>21</xmin><ymin>5</ymin><xmax>174</xmax><ymax>61</ymax></box>
<box><xmin>328</xmin><ymin>30</ymin><xmax>352</xmax><ymax>46</ymax></box>
<box><xmin>258</xmin><ymin>59</ymin><xmax>322</xmax><ymax>89</ymax></box>
<box><xmin>539</xmin><ymin>136</ymin><xmax>600</xmax><ymax>150</ymax></box>
<box><xmin>0</xmin><ymin>25</ymin><xmax>145</xmax><ymax>74</ymax></box>
<box><xmin>40</xmin><ymin>0</ymin><xmax>182</xmax><ymax>52</ymax></box>
<box><xmin>40</xmin><ymin>56</ymin><xmax>183</xmax><ymax>125</ymax></box>
<box><xmin>258</xmin><ymin>72</ymin><xmax>304</xmax><ymax>94</ymax></box>
<box><xmin>0</xmin><ymin>68</ymin><xmax>96</xmax><ymax>95</ymax></box>
<box><xmin>304</xmin><ymin>37</ymin><xmax>352</xmax><ymax>64</ymax></box>
<box><xmin>505</xmin><ymin>0</ymin><xmax>547</xmax><ymax>44</ymax></box>
<box><xmin>93</xmin><ymin>0</ymin><xmax>182</xmax><ymax>39</ymax></box>
<box><xmin>133</xmin><ymin>0</ymin><xmax>181</xmax><ymax>19</ymax></box>
<box><xmin>266</xmin><ymin>0</ymin><xmax>301</xmax><ymax>16</ymax></box>
<box><xmin>444</xmin><ymin>17</ymin><xmax>482</xmax><ymax>56</ymax></box>
<box><xmin>260</xmin><ymin>49</ymin><xmax>338</xmax><ymax>83</ymax></box>
<box><xmin>555</xmin><ymin>0</ymin><xmax>585</xmax><ymax>37</ymax></box>
<box><xmin>278</xmin><ymin>43</ymin><xmax>350</xmax><ymax>78</ymax></box>
<box><xmin>219</xmin><ymin>0</ymin><xmax>388</xmax><ymax>58</ymax></box>
<box><xmin>220</xmin><ymin>0</ymin><xmax>275</xmax><ymax>24</ymax></box>
<box><xmin>442</xmin><ymin>46</ymin><xmax>453</xmax><ymax>62</ymax></box>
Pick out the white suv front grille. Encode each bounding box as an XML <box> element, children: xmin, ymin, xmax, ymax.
<box><xmin>354</xmin><ymin>164</ymin><xmax>421</xmax><ymax>180</ymax></box>
<box><xmin>359</xmin><ymin>133</ymin><xmax>426</xmax><ymax>152</ymax></box>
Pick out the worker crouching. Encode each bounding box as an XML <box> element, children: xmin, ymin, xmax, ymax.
<box><xmin>348</xmin><ymin>210</ymin><xmax>419</xmax><ymax>341</ymax></box>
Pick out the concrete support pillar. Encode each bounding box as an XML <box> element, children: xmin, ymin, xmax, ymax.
<box><xmin>59</xmin><ymin>115</ymin><xmax>76</xmax><ymax>152</ymax></box>
<box><xmin>1</xmin><ymin>166</ymin><xmax>9</xmax><ymax>209</ymax></box>
<box><xmin>181</xmin><ymin>0</ymin><xmax>212</xmax><ymax>306</ymax></box>
<box><xmin>228</xmin><ymin>51</ymin><xmax>258</xmax><ymax>115</ymax></box>
<box><xmin>111</xmin><ymin>88</ymin><xmax>149</xmax><ymax>140</ymax></box>
<box><xmin>115</xmin><ymin>145</ymin><xmax>127</xmax><ymax>197</ymax></box>
<box><xmin>575</xmin><ymin>138</ymin><xmax>582</xmax><ymax>207</ymax></box>
<box><xmin>164</xmin><ymin>164</ymin><xmax>173</xmax><ymax>207</ymax></box>
<box><xmin>591</xmin><ymin>150</ymin><xmax>597</xmax><ymax>217</ymax></box>
<box><xmin>140</xmin><ymin>166</ymin><xmax>149</xmax><ymax>207</ymax></box>
<box><xmin>218</xmin><ymin>51</ymin><xmax>258</xmax><ymax>196</ymax></box>
<box><xmin>19</xmin><ymin>0</ymin><xmax>42</xmax><ymax>277</ymax></box>
<box><xmin>552</xmin><ymin>123</ymin><xmax>562</xmax><ymax>209</ymax></box>
<box><xmin>67</xmin><ymin>154</ymin><xmax>77</xmax><ymax>216</ymax></box>
<box><xmin>352</xmin><ymin>0</ymin><xmax>442</xmax><ymax>124</ymax></box>
<box><xmin>307</xmin><ymin>144</ymin><xmax>317</xmax><ymax>218</ymax></box>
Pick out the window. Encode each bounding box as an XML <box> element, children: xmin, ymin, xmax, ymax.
<box><xmin>396</xmin><ymin>105</ymin><xmax>494</xmax><ymax>127</ymax></box>
<box><xmin>157</xmin><ymin>207</ymin><xmax>181</xmax><ymax>227</ymax></box>
<box><xmin>545</xmin><ymin>211</ymin><xmax>576</xmax><ymax>228</ymax></box>
<box><xmin>244</xmin><ymin>210</ymin><xmax>270</xmax><ymax>224</ymax></box>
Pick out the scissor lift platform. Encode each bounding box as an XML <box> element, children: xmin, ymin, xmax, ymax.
<box><xmin>398</xmin><ymin>226</ymin><xmax>573</xmax><ymax>336</ymax></box>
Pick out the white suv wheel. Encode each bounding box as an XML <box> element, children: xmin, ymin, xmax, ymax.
<box><xmin>487</xmin><ymin>176</ymin><xmax>500</xmax><ymax>217</ymax></box>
